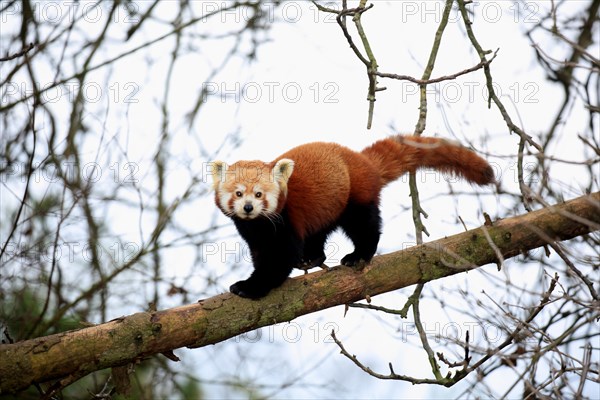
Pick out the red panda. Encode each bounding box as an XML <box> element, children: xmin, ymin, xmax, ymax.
<box><xmin>209</xmin><ymin>135</ymin><xmax>495</xmax><ymax>299</ymax></box>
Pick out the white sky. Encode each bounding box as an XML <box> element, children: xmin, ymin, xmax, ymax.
<box><xmin>1</xmin><ymin>1</ymin><xmax>597</xmax><ymax>398</ymax></box>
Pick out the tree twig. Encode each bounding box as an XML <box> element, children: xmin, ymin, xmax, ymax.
<box><xmin>0</xmin><ymin>42</ymin><xmax>35</xmax><ymax>62</ymax></box>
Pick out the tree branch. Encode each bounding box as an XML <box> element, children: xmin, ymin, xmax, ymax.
<box><xmin>1</xmin><ymin>192</ymin><xmax>598</xmax><ymax>394</ymax></box>
<box><xmin>0</xmin><ymin>42</ymin><xmax>35</xmax><ymax>62</ymax></box>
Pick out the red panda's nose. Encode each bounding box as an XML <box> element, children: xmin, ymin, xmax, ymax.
<box><xmin>243</xmin><ymin>203</ymin><xmax>254</xmax><ymax>214</ymax></box>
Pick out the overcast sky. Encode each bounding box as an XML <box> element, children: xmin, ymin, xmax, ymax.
<box><xmin>1</xmin><ymin>1</ymin><xmax>596</xmax><ymax>398</ymax></box>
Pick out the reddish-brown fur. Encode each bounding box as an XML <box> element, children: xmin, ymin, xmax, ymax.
<box><xmin>271</xmin><ymin>135</ymin><xmax>494</xmax><ymax>240</ymax></box>
<box><xmin>211</xmin><ymin>134</ymin><xmax>494</xmax><ymax>298</ymax></box>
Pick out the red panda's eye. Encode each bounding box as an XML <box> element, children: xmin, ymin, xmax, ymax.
<box><xmin>235</xmin><ymin>191</ymin><xmax>243</xmax><ymax>197</ymax></box>
<box><xmin>255</xmin><ymin>192</ymin><xmax>262</xmax><ymax>198</ymax></box>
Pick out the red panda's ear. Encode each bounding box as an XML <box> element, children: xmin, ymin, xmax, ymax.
<box><xmin>208</xmin><ymin>161</ymin><xmax>227</xmax><ymax>190</ymax></box>
<box><xmin>273</xmin><ymin>159</ymin><xmax>294</xmax><ymax>186</ymax></box>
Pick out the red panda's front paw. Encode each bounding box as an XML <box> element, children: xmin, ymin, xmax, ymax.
<box><xmin>297</xmin><ymin>255</ymin><xmax>327</xmax><ymax>271</ymax></box>
<box><xmin>230</xmin><ymin>280</ymin><xmax>269</xmax><ymax>299</ymax></box>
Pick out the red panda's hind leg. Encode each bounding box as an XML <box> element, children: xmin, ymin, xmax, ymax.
<box><xmin>339</xmin><ymin>202</ymin><xmax>382</xmax><ymax>267</ymax></box>
<box><xmin>298</xmin><ymin>230</ymin><xmax>332</xmax><ymax>270</ymax></box>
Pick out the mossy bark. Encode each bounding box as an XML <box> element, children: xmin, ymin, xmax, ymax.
<box><xmin>1</xmin><ymin>192</ymin><xmax>598</xmax><ymax>394</ymax></box>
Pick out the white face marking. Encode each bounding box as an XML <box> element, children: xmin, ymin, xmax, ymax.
<box><xmin>263</xmin><ymin>186</ymin><xmax>279</xmax><ymax>215</ymax></box>
<box><xmin>234</xmin><ymin>184</ymin><xmax>264</xmax><ymax>219</ymax></box>
<box><xmin>220</xmin><ymin>184</ymin><xmax>280</xmax><ymax>220</ymax></box>
<box><xmin>211</xmin><ymin>160</ymin><xmax>293</xmax><ymax>221</ymax></box>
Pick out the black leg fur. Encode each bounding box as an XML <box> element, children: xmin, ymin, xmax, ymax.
<box><xmin>230</xmin><ymin>255</ymin><xmax>295</xmax><ymax>299</ymax></box>
<box><xmin>231</xmin><ymin>215</ymin><xmax>303</xmax><ymax>299</ymax></box>
<box><xmin>339</xmin><ymin>202</ymin><xmax>381</xmax><ymax>266</ymax></box>
<box><xmin>299</xmin><ymin>230</ymin><xmax>331</xmax><ymax>269</ymax></box>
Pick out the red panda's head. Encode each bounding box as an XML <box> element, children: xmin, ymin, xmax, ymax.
<box><xmin>208</xmin><ymin>159</ymin><xmax>294</xmax><ymax>220</ymax></box>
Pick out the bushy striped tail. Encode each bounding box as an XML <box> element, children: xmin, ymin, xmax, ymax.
<box><xmin>361</xmin><ymin>135</ymin><xmax>495</xmax><ymax>186</ymax></box>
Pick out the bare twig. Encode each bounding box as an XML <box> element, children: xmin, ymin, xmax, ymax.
<box><xmin>376</xmin><ymin>51</ymin><xmax>498</xmax><ymax>86</ymax></box>
<box><xmin>456</xmin><ymin>0</ymin><xmax>543</xmax><ymax>154</ymax></box>
<box><xmin>0</xmin><ymin>42</ymin><xmax>36</xmax><ymax>62</ymax></box>
<box><xmin>414</xmin><ymin>0</ymin><xmax>454</xmax><ymax>135</ymax></box>
<box><xmin>330</xmin><ymin>329</ymin><xmax>450</xmax><ymax>385</ymax></box>
<box><xmin>0</xmin><ymin>102</ymin><xmax>37</xmax><ymax>261</ymax></box>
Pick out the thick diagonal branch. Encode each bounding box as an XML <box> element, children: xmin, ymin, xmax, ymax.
<box><xmin>1</xmin><ymin>192</ymin><xmax>598</xmax><ymax>394</ymax></box>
